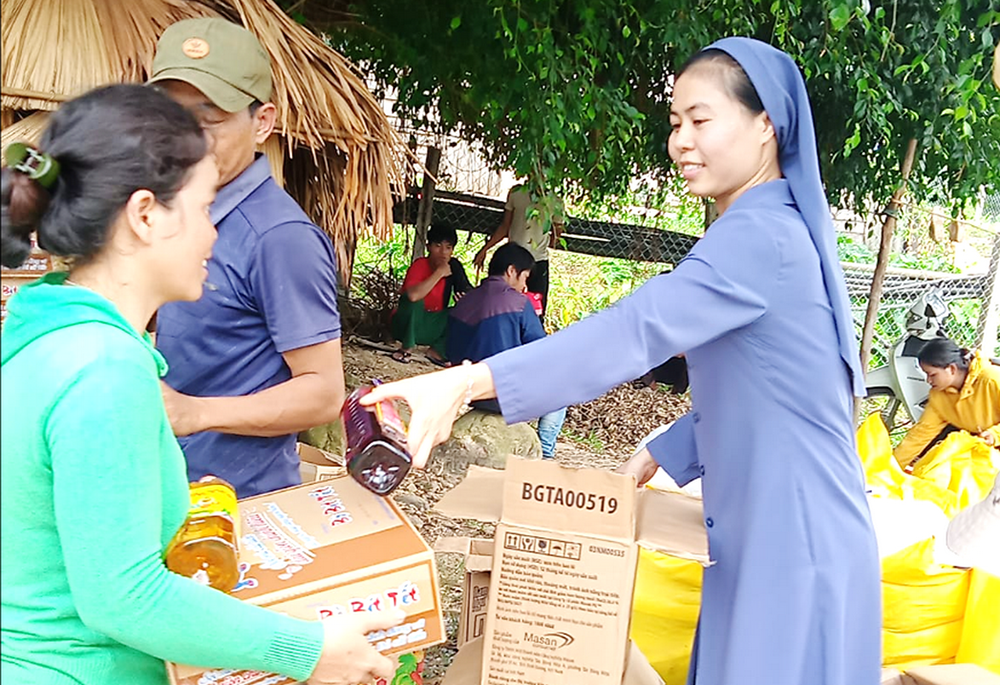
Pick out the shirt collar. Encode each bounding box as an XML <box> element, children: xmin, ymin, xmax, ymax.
<box><xmin>485</xmin><ymin>275</ymin><xmax>513</xmax><ymax>291</ymax></box>
<box><xmin>210</xmin><ymin>154</ymin><xmax>272</xmax><ymax>225</ymax></box>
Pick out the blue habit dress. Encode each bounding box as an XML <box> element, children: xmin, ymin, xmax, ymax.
<box><xmin>486</xmin><ymin>179</ymin><xmax>881</xmax><ymax>685</ymax></box>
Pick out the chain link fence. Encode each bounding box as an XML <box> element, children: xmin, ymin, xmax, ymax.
<box><xmin>382</xmin><ymin>187</ymin><xmax>999</xmax><ymax>361</ymax></box>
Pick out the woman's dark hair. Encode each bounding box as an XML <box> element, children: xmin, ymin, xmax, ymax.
<box><xmin>427</xmin><ymin>224</ymin><xmax>458</xmax><ymax>247</ymax></box>
<box><xmin>677</xmin><ymin>48</ymin><xmax>765</xmax><ymax>116</ymax></box>
<box><xmin>1</xmin><ymin>84</ymin><xmax>207</xmax><ymax>269</ymax></box>
<box><xmin>917</xmin><ymin>337</ymin><xmax>972</xmax><ymax>371</ymax></box>
<box><xmin>488</xmin><ymin>242</ymin><xmax>535</xmax><ymax>277</ymax></box>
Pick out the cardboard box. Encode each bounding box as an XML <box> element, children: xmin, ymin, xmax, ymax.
<box><xmin>435</xmin><ymin>459</ymin><xmax>709</xmax><ymax>685</ymax></box>
<box><xmin>297</xmin><ymin>442</ymin><xmax>345</xmax><ymax>483</ymax></box>
<box><xmin>903</xmin><ymin>664</ymin><xmax>1000</xmax><ymax>685</ymax></box>
<box><xmin>434</xmin><ymin>537</ymin><xmax>494</xmax><ymax>647</ymax></box>
<box><xmin>1</xmin><ymin>251</ymin><xmax>52</xmax><ymax>277</ymax></box>
<box><xmin>1</xmin><ymin>274</ymin><xmax>39</xmax><ymax>325</ymax></box>
<box><xmin>2</xmin><ymin>247</ymin><xmax>54</xmax><ymax>326</ymax></box>
<box><xmin>441</xmin><ymin>637</ymin><xmax>664</xmax><ymax>685</ymax></box>
<box><xmin>167</xmin><ymin>475</ymin><xmax>445</xmax><ymax>685</ymax></box>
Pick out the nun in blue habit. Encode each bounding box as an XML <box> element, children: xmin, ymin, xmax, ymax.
<box><xmin>366</xmin><ymin>37</ymin><xmax>882</xmax><ymax>685</ymax></box>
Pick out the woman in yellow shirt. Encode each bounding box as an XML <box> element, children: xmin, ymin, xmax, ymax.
<box><xmin>894</xmin><ymin>338</ymin><xmax>1000</xmax><ymax>469</ymax></box>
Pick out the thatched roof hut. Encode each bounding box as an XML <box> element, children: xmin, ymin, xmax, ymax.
<box><xmin>1</xmin><ymin>0</ymin><xmax>408</xmax><ymax>281</ymax></box>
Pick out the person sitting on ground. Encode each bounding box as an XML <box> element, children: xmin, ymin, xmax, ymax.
<box><xmin>391</xmin><ymin>225</ymin><xmax>471</xmax><ymax>365</ymax></box>
<box><xmin>447</xmin><ymin>243</ymin><xmax>566</xmax><ymax>459</ymax></box>
<box><xmin>894</xmin><ymin>337</ymin><xmax>1000</xmax><ymax>470</ymax></box>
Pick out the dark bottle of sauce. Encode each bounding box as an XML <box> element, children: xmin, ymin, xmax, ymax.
<box><xmin>341</xmin><ymin>385</ymin><xmax>412</xmax><ymax>495</ymax></box>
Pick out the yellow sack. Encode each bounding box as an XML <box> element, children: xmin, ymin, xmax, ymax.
<box><xmin>857</xmin><ymin>415</ymin><xmax>958</xmax><ymax>515</ymax></box>
<box><xmin>858</xmin><ymin>413</ymin><xmax>907</xmax><ymax>498</ymax></box>
<box><xmin>881</xmin><ymin>538</ymin><xmax>970</xmax><ymax>670</ymax></box>
<box><xmin>629</xmin><ymin>547</ymin><xmax>702</xmax><ymax>684</ymax></box>
<box><xmin>956</xmin><ymin>570</ymin><xmax>1000</xmax><ymax>675</ymax></box>
<box><xmin>910</xmin><ymin>431</ymin><xmax>999</xmax><ymax>511</ymax></box>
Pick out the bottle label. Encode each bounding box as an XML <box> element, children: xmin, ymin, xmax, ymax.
<box><xmin>190</xmin><ymin>483</ymin><xmax>237</xmax><ymax>517</ymax></box>
<box><xmin>373</xmin><ymin>398</ymin><xmax>408</xmax><ymax>443</ymax></box>
<box><xmin>189</xmin><ymin>482</ymin><xmax>240</xmax><ymax>539</ymax></box>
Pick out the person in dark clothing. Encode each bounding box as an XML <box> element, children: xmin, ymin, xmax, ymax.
<box><xmin>448</xmin><ymin>243</ymin><xmax>566</xmax><ymax>458</ymax></box>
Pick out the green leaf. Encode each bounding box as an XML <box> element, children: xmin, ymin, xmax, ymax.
<box><xmin>450</xmin><ymin>15</ymin><xmax>461</xmax><ymax>30</ymax></box>
<box><xmin>829</xmin><ymin>4</ymin><xmax>852</xmax><ymax>32</ymax></box>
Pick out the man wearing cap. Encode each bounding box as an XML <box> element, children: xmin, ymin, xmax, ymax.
<box><xmin>150</xmin><ymin>17</ymin><xmax>344</xmax><ymax>498</ymax></box>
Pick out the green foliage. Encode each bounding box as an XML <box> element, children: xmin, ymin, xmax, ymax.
<box><xmin>325</xmin><ymin>0</ymin><xmax>999</xmax><ymax>212</ymax></box>
<box><xmin>573</xmin><ymin>178</ymin><xmax>707</xmax><ymax>237</ymax></box>
<box><xmin>836</xmin><ymin>235</ymin><xmax>959</xmax><ymax>273</ymax></box>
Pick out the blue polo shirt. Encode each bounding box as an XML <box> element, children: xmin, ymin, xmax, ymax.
<box><xmin>156</xmin><ymin>156</ymin><xmax>341</xmax><ymax>497</ymax></box>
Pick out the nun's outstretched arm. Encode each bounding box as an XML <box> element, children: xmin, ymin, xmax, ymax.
<box><xmin>488</xmin><ymin>253</ymin><xmax>770</xmax><ymax>424</ymax></box>
<box><xmin>364</xmin><ymin>207</ymin><xmax>777</xmax><ymax>469</ymax></box>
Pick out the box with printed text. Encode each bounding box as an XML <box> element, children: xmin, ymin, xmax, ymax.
<box><xmin>434</xmin><ymin>458</ymin><xmax>710</xmax><ymax>685</ymax></box>
<box><xmin>166</xmin><ymin>474</ymin><xmax>445</xmax><ymax>685</ymax></box>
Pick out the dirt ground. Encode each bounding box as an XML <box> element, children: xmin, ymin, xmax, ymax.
<box><xmin>341</xmin><ymin>337</ymin><xmax>690</xmax><ymax>682</ymax></box>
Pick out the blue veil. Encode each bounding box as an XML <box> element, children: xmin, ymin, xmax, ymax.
<box><xmin>708</xmin><ymin>37</ymin><xmax>866</xmax><ymax>397</ymax></box>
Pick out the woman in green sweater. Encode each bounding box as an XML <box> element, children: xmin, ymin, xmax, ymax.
<box><xmin>0</xmin><ymin>85</ymin><xmax>401</xmax><ymax>685</ymax></box>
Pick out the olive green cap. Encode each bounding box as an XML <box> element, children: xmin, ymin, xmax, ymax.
<box><xmin>149</xmin><ymin>18</ymin><xmax>272</xmax><ymax>113</ymax></box>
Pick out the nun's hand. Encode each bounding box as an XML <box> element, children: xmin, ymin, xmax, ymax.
<box><xmin>362</xmin><ymin>363</ymin><xmax>495</xmax><ymax>468</ymax></box>
<box><xmin>615</xmin><ymin>447</ymin><xmax>659</xmax><ymax>488</ymax></box>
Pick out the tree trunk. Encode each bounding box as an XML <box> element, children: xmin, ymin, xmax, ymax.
<box><xmin>859</xmin><ymin>138</ymin><xmax>919</xmax><ymax>374</ymax></box>
<box><xmin>411</xmin><ymin>146</ymin><xmax>441</xmax><ymax>263</ymax></box>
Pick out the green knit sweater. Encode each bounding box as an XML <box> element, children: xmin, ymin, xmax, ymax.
<box><xmin>0</xmin><ymin>273</ymin><xmax>324</xmax><ymax>684</ymax></box>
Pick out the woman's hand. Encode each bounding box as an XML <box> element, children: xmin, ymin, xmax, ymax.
<box><xmin>615</xmin><ymin>447</ymin><xmax>659</xmax><ymax>488</ymax></box>
<box><xmin>363</xmin><ymin>364</ymin><xmax>495</xmax><ymax>468</ymax></box>
<box><xmin>307</xmin><ymin>610</ymin><xmax>405</xmax><ymax>685</ymax></box>
<box><xmin>978</xmin><ymin>430</ymin><xmax>996</xmax><ymax>447</ymax></box>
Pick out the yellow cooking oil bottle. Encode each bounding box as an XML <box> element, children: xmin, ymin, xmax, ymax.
<box><xmin>164</xmin><ymin>476</ymin><xmax>240</xmax><ymax>592</ymax></box>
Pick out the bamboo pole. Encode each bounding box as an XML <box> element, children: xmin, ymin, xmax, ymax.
<box><xmin>859</xmin><ymin>138</ymin><xmax>919</xmax><ymax>373</ymax></box>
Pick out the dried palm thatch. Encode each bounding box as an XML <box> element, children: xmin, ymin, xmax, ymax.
<box><xmin>0</xmin><ymin>112</ymin><xmax>50</xmax><ymax>152</ymax></box>
<box><xmin>1</xmin><ymin>0</ymin><xmax>409</xmax><ymax>282</ymax></box>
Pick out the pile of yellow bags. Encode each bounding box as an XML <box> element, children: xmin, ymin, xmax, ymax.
<box><xmin>628</xmin><ymin>416</ymin><xmax>998</xmax><ymax>683</ymax></box>
<box><xmin>859</xmin><ymin>414</ymin><xmax>998</xmax><ymax>674</ymax></box>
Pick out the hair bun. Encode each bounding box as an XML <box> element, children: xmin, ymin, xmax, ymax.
<box><xmin>1</xmin><ymin>169</ymin><xmax>50</xmax><ymax>268</ymax></box>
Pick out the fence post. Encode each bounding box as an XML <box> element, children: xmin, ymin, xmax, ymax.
<box><xmin>859</xmin><ymin>138</ymin><xmax>918</xmax><ymax>374</ymax></box>
<box><xmin>975</xmin><ymin>231</ymin><xmax>1000</xmax><ymax>356</ymax></box>
<box><xmin>411</xmin><ymin>146</ymin><xmax>441</xmax><ymax>263</ymax></box>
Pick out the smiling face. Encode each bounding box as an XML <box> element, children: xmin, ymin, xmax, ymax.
<box><xmin>668</xmin><ymin>64</ymin><xmax>781</xmax><ymax>214</ymax></box>
<box><xmin>148</xmin><ymin>155</ymin><xmax>219</xmax><ymax>301</ymax></box>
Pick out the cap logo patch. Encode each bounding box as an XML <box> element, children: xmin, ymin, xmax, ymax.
<box><xmin>182</xmin><ymin>38</ymin><xmax>210</xmax><ymax>59</ymax></box>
